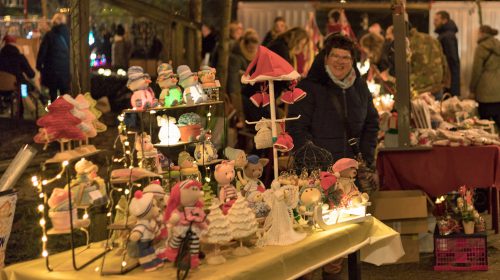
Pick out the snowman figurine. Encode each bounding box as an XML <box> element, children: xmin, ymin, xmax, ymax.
<box><xmin>127</xmin><ymin>66</ymin><xmax>159</xmax><ymax>111</ymax></box>
<box><xmin>177</xmin><ymin>65</ymin><xmax>208</xmax><ymax>105</ymax></box>
<box><xmin>157</xmin><ymin>63</ymin><xmax>183</xmax><ymax>107</ymax></box>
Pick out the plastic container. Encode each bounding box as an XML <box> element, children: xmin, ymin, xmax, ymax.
<box><xmin>434</xmin><ymin>231</ymin><xmax>488</xmax><ymax>271</ymax></box>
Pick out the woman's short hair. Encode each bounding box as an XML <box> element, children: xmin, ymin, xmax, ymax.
<box><xmin>116</xmin><ymin>24</ymin><xmax>125</xmax><ymax>36</ymax></box>
<box><xmin>51</xmin><ymin>13</ymin><xmax>66</xmax><ymax>26</ymax></box>
<box><xmin>279</xmin><ymin>27</ymin><xmax>309</xmax><ymax>51</ymax></box>
<box><xmin>241</xmin><ymin>29</ymin><xmax>259</xmax><ymax>46</ymax></box>
<box><xmin>480</xmin><ymin>25</ymin><xmax>498</xmax><ymax>36</ymax></box>
<box><xmin>323</xmin><ymin>33</ymin><xmax>356</xmax><ymax>58</ymax></box>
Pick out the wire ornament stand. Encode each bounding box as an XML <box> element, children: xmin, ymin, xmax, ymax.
<box><xmin>287</xmin><ymin>140</ymin><xmax>334</xmax><ymax>173</ymax></box>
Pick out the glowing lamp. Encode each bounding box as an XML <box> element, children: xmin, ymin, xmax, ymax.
<box><xmin>157</xmin><ymin>115</ymin><xmax>181</xmax><ymax>145</ymax></box>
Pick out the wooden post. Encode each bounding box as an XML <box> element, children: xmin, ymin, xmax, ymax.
<box><xmin>191</xmin><ymin>0</ymin><xmax>202</xmax><ymax>69</ymax></box>
<box><xmin>216</xmin><ymin>0</ymin><xmax>232</xmax><ymax>94</ymax></box>
<box><xmin>391</xmin><ymin>0</ymin><xmax>411</xmax><ymax>148</ymax></box>
<box><xmin>69</xmin><ymin>0</ymin><xmax>90</xmax><ymax>95</ymax></box>
<box><xmin>161</xmin><ymin>22</ymin><xmax>172</xmax><ymax>63</ymax></box>
<box><xmin>41</xmin><ymin>0</ymin><xmax>47</xmax><ymax>19</ymax></box>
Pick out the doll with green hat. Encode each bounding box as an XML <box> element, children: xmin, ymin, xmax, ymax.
<box><xmin>177</xmin><ymin>65</ymin><xmax>208</xmax><ymax>105</ymax></box>
<box><xmin>157</xmin><ymin>63</ymin><xmax>182</xmax><ymax>107</ymax></box>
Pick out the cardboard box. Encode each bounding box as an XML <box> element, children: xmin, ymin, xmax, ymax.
<box><xmin>396</xmin><ymin>234</ymin><xmax>420</xmax><ymax>264</ymax></box>
<box><xmin>370</xmin><ymin>190</ymin><xmax>428</xmax><ymax>220</ymax></box>
<box><xmin>385</xmin><ymin>218</ymin><xmax>428</xmax><ymax>234</ymax></box>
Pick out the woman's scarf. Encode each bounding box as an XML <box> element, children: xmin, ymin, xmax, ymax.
<box><xmin>325</xmin><ymin>66</ymin><xmax>356</xmax><ymax>89</ymax></box>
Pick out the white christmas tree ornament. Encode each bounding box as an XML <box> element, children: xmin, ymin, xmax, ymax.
<box><xmin>227</xmin><ymin>193</ymin><xmax>258</xmax><ymax>256</ymax></box>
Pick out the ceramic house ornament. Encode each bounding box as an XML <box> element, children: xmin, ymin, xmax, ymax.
<box><xmin>227</xmin><ymin>193</ymin><xmax>258</xmax><ymax>256</ymax></box>
<box><xmin>157</xmin><ymin>115</ymin><xmax>181</xmax><ymax>145</ymax></box>
<box><xmin>177</xmin><ymin>65</ymin><xmax>208</xmax><ymax>105</ymax></box>
<box><xmin>157</xmin><ymin>63</ymin><xmax>183</xmax><ymax>107</ymax></box>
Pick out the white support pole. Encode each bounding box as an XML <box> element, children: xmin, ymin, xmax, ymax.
<box><xmin>268</xmin><ymin>80</ymin><xmax>279</xmax><ymax>179</ymax></box>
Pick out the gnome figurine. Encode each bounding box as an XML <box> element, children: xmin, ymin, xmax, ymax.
<box><xmin>177</xmin><ymin>65</ymin><xmax>208</xmax><ymax>105</ymax></box>
<box><xmin>128</xmin><ymin>66</ymin><xmax>159</xmax><ymax>111</ymax></box>
<box><xmin>157</xmin><ymin>63</ymin><xmax>183</xmax><ymax>107</ymax></box>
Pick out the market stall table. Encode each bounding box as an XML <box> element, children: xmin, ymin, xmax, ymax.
<box><xmin>377</xmin><ymin>145</ymin><xmax>500</xmax><ymax>233</ymax></box>
<box><xmin>1</xmin><ymin>217</ymin><xmax>403</xmax><ymax>280</ymax></box>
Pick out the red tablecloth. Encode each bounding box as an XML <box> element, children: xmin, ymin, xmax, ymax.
<box><xmin>377</xmin><ymin>145</ymin><xmax>500</xmax><ymax>197</ymax></box>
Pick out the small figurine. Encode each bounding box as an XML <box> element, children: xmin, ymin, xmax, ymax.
<box><xmin>127</xmin><ymin>66</ymin><xmax>159</xmax><ymax>111</ymax></box>
<box><xmin>69</xmin><ymin>158</ymin><xmax>107</xmax><ymax>208</ymax></box>
<box><xmin>160</xmin><ymin>180</ymin><xmax>207</xmax><ymax>268</ymax></box>
<box><xmin>227</xmin><ymin>194</ymin><xmax>258</xmax><ymax>256</ymax></box>
<box><xmin>246</xmin><ymin>190</ymin><xmax>270</xmax><ymax>219</ymax></box>
<box><xmin>135</xmin><ymin>132</ymin><xmax>162</xmax><ymax>173</ymax></box>
<box><xmin>215</xmin><ymin>160</ymin><xmax>237</xmax><ymax>214</ymax></box>
<box><xmin>157</xmin><ymin>115</ymin><xmax>181</xmax><ymax>145</ymax></box>
<box><xmin>332</xmin><ymin>158</ymin><xmax>369</xmax><ymax>207</ymax></box>
<box><xmin>129</xmin><ymin>190</ymin><xmax>164</xmax><ymax>272</ymax></box>
<box><xmin>194</xmin><ymin>130</ymin><xmax>218</xmax><ymax>164</ymax></box>
<box><xmin>198</xmin><ymin>65</ymin><xmax>220</xmax><ymax>101</ymax></box>
<box><xmin>242</xmin><ymin>155</ymin><xmax>269</xmax><ymax>196</ymax></box>
<box><xmin>157</xmin><ymin>63</ymin><xmax>183</xmax><ymax>107</ymax></box>
<box><xmin>177</xmin><ymin>65</ymin><xmax>208</xmax><ymax>105</ymax></box>
<box><xmin>178</xmin><ymin>151</ymin><xmax>200</xmax><ymax>179</ymax></box>
<box><xmin>203</xmin><ymin>198</ymin><xmax>232</xmax><ymax>264</ymax></box>
<box><xmin>298</xmin><ymin>184</ymin><xmax>323</xmax><ymax>225</ymax></box>
<box><xmin>224</xmin><ymin>147</ymin><xmax>248</xmax><ymax>191</ymax></box>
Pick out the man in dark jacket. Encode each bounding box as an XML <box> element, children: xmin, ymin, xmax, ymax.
<box><xmin>434</xmin><ymin>11</ymin><xmax>460</xmax><ymax>96</ymax></box>
<box><xmin>36</xmin><ymin>13</ymin><xmax>70</xmax><ymax>101</ymax></box>
<box><xmin>288</xmin><ymin>34</ymin><xmax>379</xmax><ymax>165</ymax></box>
<box><xmin>0</xmin><ymin>35</ymin><xmax>35</xmax><ymax>84</ymax></box>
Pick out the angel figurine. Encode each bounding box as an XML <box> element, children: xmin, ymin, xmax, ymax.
<box><xmin>257</xmin><ymin>180</ymin><xmax>306</xmax><ymax>247</ymax></box>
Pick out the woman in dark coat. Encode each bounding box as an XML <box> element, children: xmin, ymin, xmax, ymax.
<box><xmin>36</xmin><ymin>13</ymin><xmax>70</xmax><ymax>101</ymax></box>
<box><xmin>288</xmin><ymin>34</ymin><xmax>379</xmax><ymax>165</ymax></box>
<box><xmin>0</xmin><ymin>36</ymin><xmax>35</xmax><ymax>84</ymax></box>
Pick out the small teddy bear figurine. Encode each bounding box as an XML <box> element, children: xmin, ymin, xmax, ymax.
<box><xmin>332</xmin><ymin>158</ymin><xmax>369</xmax><ymax>207</ymax></box>
<box><xmin>215</xmin><ymin>160</ymin><xmax>237</xmax><ymax>214</ymax></box>
<box><xmin>157</xmin><ymin>63</ymin><xmax>183</xmax><ymax>107</ymax></box>
<box><xmin>242</xmin><ymin>155</ymin><xmax>269</xmax><ymax>196</ymax></box>
<box><xmin>127</xmin><ymin>66</ymin><xmax>159</xmax><ymax>111</ymax></box>
<box><xmin>224</xmin><ymin>147</ymin><xmax>248</xmax><ymax>191</ymax></box>
<box><xmin>177</xmin><ymin>65</ymin><xmax>208</xmax><ymax>105</ymax></box>
<box><xmin>128</xmin><ymin>190</ymin><xmax>164</xmax><ymax>272</ymax></box>
<box><xmin>159</xmin><ymin>180</ymin><xmax>207</xmax><ymax>268</ymax></box>
<box><xmin>198</xmin><ymin>65</ymin><xmax>220</xmax><ymax>101</ymax></box>
<box><xmin>135</xmin><ymin>132</ymin><xmax>162</xmax><ymax>173</ymax></box>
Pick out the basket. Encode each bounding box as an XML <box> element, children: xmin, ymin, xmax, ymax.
<box><xmin>434</xmin><ymin>232</ymin><xmax>488</xmax><ymax>271</ymax></box>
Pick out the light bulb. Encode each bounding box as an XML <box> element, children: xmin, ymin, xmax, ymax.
<box><xmin>121</xmin><ymin>261</ymin><xmax>127</xmax><ymax>267</ymax></box>
<box><xmin>207</xmin><ymin>112</ymin><xmax>212</xmax><ymax>117</ymax></box>
<box><xmin>56</xmin><ymin>174</ymin><xmax>61</xmax><ymax>179</ymax></box>
<box><xmin>42</xmin><ymin>235</ymin><xmax>47</xmax><ymax>242</ymax></box>
<box><xmin>32</xmin><ymin>181</ymin><xmax>38</xmax><ymax>187</ymax></box>
<box><xmin>31</xmin><ymin>176</ymin><xmax>37</xmax><ymax>182</ymax></box>
<box><xmin>39</xmin><ymin>218</ymin><xmax>46</xmax><ymax>226</ymax></box>
<box><xmin>117</xmin><ymin>188</ymin><xmax>123</xmax><ymax>192</ymax></box>
<box><xmin>83</xmin><ymin>213</ymin><xmax>89</xmax><ymax>220</ymax></box>
<box><xmin>205</xmin><ymin>177</ymin><xmax>211</xmax><ymax>183</ymax></box>
<box><xmin>42</xmin><ymin>180</ymin><xmax>48</xmax><ymax>185</ymax></box>
<box><xmin>106</xmin><ymin>212</ymin><xmax>112</xmax><ymax>217</ymax></box>
<box><xmin>62</xmin><ymin>161</ymin><xmax>69</xmax><ymax>167</ymax></box>
<box><xmin>124</xmin><ymin>141</ymin><xmax>129</xmax><ymax>146</ymax></box>
<box><xmin>124</xmin><ymin>189</ymin><xmax>130</xmax><ymax>195</ymax></box>
<box><xmin>42</xmin><ymin>250</ymin><xmax>48</xmax><ymax>257</ymax></box>
<box><xmin>37</xmin><ymin>205</ymin><xmax>44</xmax><ymax>212</ymax></box>
<box><xmin>39</xmin><ymin>193</ymin><xmax>44</xmax><ymax>198</ymax></box>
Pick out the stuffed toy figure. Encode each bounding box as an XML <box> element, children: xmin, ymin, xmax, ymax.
<box><xmin>242</xmin><ymin>155</ymin><xmax>269</xmax><ymax>196</ymax></box>
<box><xmin>224</xmin><ymin>147</ymin><xmax>248</xmax><ymax>191</ymax></box>
<box><xmin>332</xmin><ymin>158</ymin><xmax>369</xmax><ymax>207</ymax></box>
<box><xmin>177</xmin><ymin>65</ymin><xmax>208</xmax><ymax>105</ymax></box>
<box><xmin>246</xmin><ymin>190</ymin><xmax>270</xmax><ymax>219</ymax></box>
<box><xmin>127</xmin><ymin>66</ymin><xmax>159</xmax><ymax>111</ymax></box>
<box><xmin>198</xmin><ymin>65</ymin><xmax>220</xmax><ymax>100</ymax></box>
<box><xmin>159</xmin><ymin>180</ymin><xmax>207</xmax><ymax>268</ymax></box>
<box><xmin>215</xmin><ymin>160</ymin><xmax>237</xmax><ymax>214</ymax></box>
<box><xmin>298</xmin><ymin>184</ymin><xmax>323</xmax><ymax>225</ymax></box>
<box><xmin>129</xmin><ymin>190</ymin><xmax>164</xmax><ymax>272</ymax></box>
<box><xmin>178</xmin><ymin>151</ymin><xmax>200</xmax><ymax>179</ymax></box>
<box><xmin>68</xmin><ymin>158</ymin><xmax>107</xmax><ymax>208</ymax></box>
<box><xmin>135</xmin><ymin>132</ymin><xmax>162</xmax><ymax>173</ymax></box>
<box><xmin>157</xmin><ymin>63</ymin><xmax>182</xmax><ymax>107</ymax></box>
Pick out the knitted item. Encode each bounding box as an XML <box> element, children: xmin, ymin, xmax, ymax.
<box><xmin>332</xmin><ymin>158</ymin><xmax>359</xmax><ymax>174</ymax></box>
<box><xmin>127</xmin><ymin>66</ymin><xmax>150</xmax><ymax>87</ymax></box>
<box><xmin>254</xmin><ymin>120</ymin><xmax>273</xmax><ymax>149</ymax></box>
<box><xmin>129</xmin><ymin>191</ymin><xmax>155</xmax><ymax>218</ymax></box>
<box><xmin>35</xmin><ymin>97</ymin><xmax>86</xmax><ymax>141</ymax></box>
<box><xmin>241</xmin><ymin>46</ymin><xmax>300</xmax><ymax>84</ymax></box>
<box><xmin>274</xmin><ymin>132</ymin><xmax>294</xmax><ymax>152</ymax></box>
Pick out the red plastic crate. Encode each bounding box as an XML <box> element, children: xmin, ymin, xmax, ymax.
<box><xmin>434</xmin><ymin>232</ymin><xmax>488</xmax><ymax>271</ymax></box>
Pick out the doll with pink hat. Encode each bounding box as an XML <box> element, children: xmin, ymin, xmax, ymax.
<box><xmin>158</xmin><ymin>180</ymin><xmax>207</xmax><ymax>268</ymax></box>
<box><xmin>331</xmin><ymin>158</ymin><xmax>369</xmax><ymax>207</ymax></box>
<box><xmin>129</xmin><ymin>190</ymin><xmax>164</xmax><ymax>272</ymax></box>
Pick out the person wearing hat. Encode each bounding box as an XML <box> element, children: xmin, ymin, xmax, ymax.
<box><xmin>0</xmin><ymin>35</ymin><xmax>36</xmax><ymax>92</ymax></box>
<box><xmin>36</xmin><ymin>13</ymin><xmax>70</xmax><ymax>101</ymax></box>
<box><xmin>156</xmin><ymin>63</ymin><xmax>182</xmax><ymax>107</ymax></box>
<box><xmin>127</xmin><ymin>66</ymin><xmax>158</xmax><ymax>111</ymax></box>
<box><xmin>129</xmin><ymin>190</ymin><xmax>164</xmax><ymax>272</ymax></box>
<box><xmin>177</xmin><ymin>65</ymin><xmax>208</xmax><ymax>105</ymax></box>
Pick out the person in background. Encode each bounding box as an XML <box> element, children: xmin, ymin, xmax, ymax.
<box><xmin>267</xmin><ymin>27</ymin><xmax>309</xmax><ymax>67</ymax></box>
<box><xmin>469</xmin><ymin>25</ymin><xmax>500</xmax><ymax>129</ymax></box>
<box><xmin>229</xmin><ymin>21</ymin><xmax>244</xmax><ymax>44</ymax></box>
<box><xmin>148</xmin><ymin>35</ymin><xmax>163</xmax><ymax>60</ymax></box>
<box><xmin>97</xmin><ymin>25</ymin><xmax>112</xmax><ymax>63</ymax></box>
<box><xmin>262</xmin><ymin>16</ymin><xmax>287</xmax><ymax>47</ymax></box>
<box><xmin>379</xmin><ymin>25</ymin><xmax>395</xmax><ymax>80</ymax></box>
<box><xmin>326</xmin><ymin>9</ymin><xmax>356</xmax><ymax>41</ymax></box>
<box><xmin>228</xmin><ymin>29</ymin><xmax>260</xmax><ymax>127</ymax></box>
<box><xmin>434</xmin><ymin>10</ymin><xmax>460</xmax><ymax>96</ymax></box>
<box><xmin>202</xmin><ymin>24</ymin><xmax>218</xmax><ymax>62</ymax></box>
<box><xmin>36</xmin><ymin>13</ymin><xmax>70</xmax><ymax>101</ymax></box>
<box><xmin>0</xmin><ymin>35</ymin><xmax>35</xmax><ymax>86</ymax></box>
<box><xmin>112</xmin><ymin>24</ymin><xmax>132</xmax><ymax>70</ymax></box>
<box><xmin>359</xmin><ymin>23</ymin><xmax>385</xmax><ymax>67</ymax></box>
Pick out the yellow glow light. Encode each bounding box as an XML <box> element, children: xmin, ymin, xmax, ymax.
<box><xmin>39</xmin><ymin>219</ymin><xmax>46</xmax><ymax>226</ymax></box>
